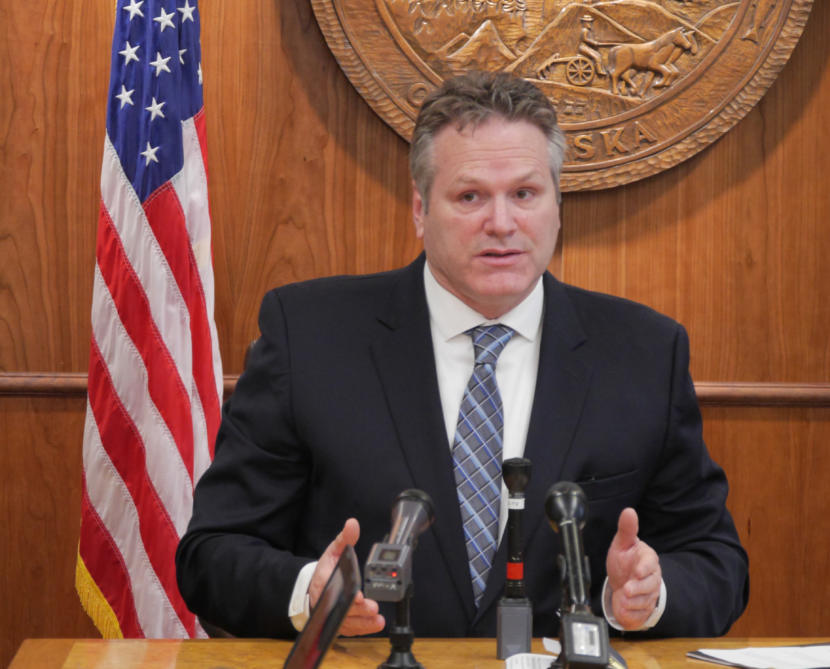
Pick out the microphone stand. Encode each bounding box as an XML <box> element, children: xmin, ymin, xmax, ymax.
<box><xmin>546</xmin><ymin>482</ymin><xmax>611</xmax><ymax>669</ymax></box>
<box><xmin>364</xmin><ymin>489</ymin><xmax>435</xmax><ymax>669</ymax></box>
<box><xmin>380</xmin><ymin>584</ymin><xmax>422</xmax><ymax>669</ymax></box>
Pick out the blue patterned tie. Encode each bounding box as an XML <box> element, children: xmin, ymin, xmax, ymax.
<box><xmin>452</xmin><ymin>324</ymin><xmax>515</xmax><ymax>607</ymax></box>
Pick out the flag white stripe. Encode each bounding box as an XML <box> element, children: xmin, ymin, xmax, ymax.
<box><xmin>83</xmin><ymin>405</ymin><xmax>186</xmax><ymax>638</ymax></box>
<box><xmin>91</xmin><ymin>264</ymin><xmax>194</xmax><ymax>533</ymax></box>
<box><xmin>174</xmin><ymin>117</ymin><xmax>223</xmax><ymax>477</ymax></box>
<box><xmin>190</xmin><ymin>378</ymin><xmax>212</xmax><ymax>484</ymax></box>
<box><xmin>100</xmin><ymin>134</ymin><xmax>194</xmax><ymax>398</ymax></box>
<box><xmin>179</xmin><ymin>118</ymin><xmax>224</xmax><ymax>409</ymax></box>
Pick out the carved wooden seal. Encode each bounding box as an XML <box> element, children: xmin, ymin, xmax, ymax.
<box><xmin>311</xmin><ymin>0</ymin><xmax>814</xmax><ymax>190</ymax></box>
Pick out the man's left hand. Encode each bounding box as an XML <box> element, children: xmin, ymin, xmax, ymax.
<box><xmin>605</xmin><ymin>507</ymin><xmax>661</xmax><ymax>629</ymax></box>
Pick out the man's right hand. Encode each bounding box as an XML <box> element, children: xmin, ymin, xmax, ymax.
<box><xmin>308</xmin><ymin>518</ymin><xmax>385</xmax><ymax>636</ymax></box>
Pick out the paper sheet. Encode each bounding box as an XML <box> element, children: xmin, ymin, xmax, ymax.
<box><xmin>688</xmin><ymin>643</ymin><xmax>830</xmax><ymax>669</ymax></box>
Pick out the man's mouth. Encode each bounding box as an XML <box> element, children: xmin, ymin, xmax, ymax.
<box><xmin>480</xmin><ymin>249</ymin><xmax>521</xmax><ymax>258</ymax></box>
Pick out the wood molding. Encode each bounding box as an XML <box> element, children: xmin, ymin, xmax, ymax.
<box><xmin>2</xmin><ymin>372</ymin><xmax>829</xmax><ymax>407</ymax></box>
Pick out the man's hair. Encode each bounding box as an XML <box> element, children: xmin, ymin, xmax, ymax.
<box><xmin>410</xmin><ymin>71</ymin><xmax>566</xmax><ymax>207</ymax></box>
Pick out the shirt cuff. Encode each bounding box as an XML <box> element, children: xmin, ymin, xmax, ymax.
<box><xmin>601</xmin><ymin>576</ymin><xmax>667</xmax><ymax>631</ymax></box>
<box><xmin>288</xmin><ymin>561</ymin><xmax>318</xmax><ymax>632</ymax></box>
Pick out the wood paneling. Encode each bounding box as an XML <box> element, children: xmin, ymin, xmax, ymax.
<box><xmin>561</xmin><ymin>4</ymin><xmax>830</xmax><ymax>383</ymax></box>
<box><xmin>704</xmin><ymin>405</ymin><xmax>830</xmax><ymax>636</ymax></box>
<box><xmin>1</xmin><ymin>0</ymin><xmax>829</xmax><ymax>664</ymax></box>
<box><xmin>0</xmin><ymin>396</ymin><xmax>98</xmax><ymax>667</ymax></box>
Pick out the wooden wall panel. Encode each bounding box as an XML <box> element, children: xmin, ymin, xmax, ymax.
<box><xmin>202</xmin><ymin>0</ymin><xmax>418</xmax><ymax>370</ymax></box>
<box><xmin>561</xmin><ymin>0</ymin><xmax>830</xmax><ymax>383</ymax></box>
<box><xmin>0</xmin><ymin>0</ymin><xmax>829</xmax><ymax>664</ymax></box>
<box><xmin>704</xmin><ymin>405</ymin><xmax>830</xmax><ymax>636</ymax></box>
<box><xmin>0</xmin><ymin>396</ymin><xmax>98</xmax><ymax>666</ymax></box>
<box><xmin>0</xmin><ymin>1</ymin><xmax>109</xmax><ymax>373</ymax></box>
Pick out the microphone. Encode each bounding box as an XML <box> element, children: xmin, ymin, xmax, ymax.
<box><xmin>545</xmin><ymin>481</ymin><xmax>590</xmax><ymax>611</ymax></box>
<box><xmin>364</xmin><ymin>489</ymin><xmax>435</xmax><ymax>602</ymax></box>
<box><xmin>387</xmin><ymin>489</ymin><xmax>435</xmax><ymax>547</ymax></box>
<box><xmin>504</xmin><ymin>457</ymin><xmax>532</xmax><ymax>598</ymax></box>
<box><xmin>545</xmin><ymin>482</ymin><xmax>609</xmax><ymax>669</ymax></box>
<box><xmin>497</xmin><ymin>458</ymin><xmax>533</xmax><ymax>659</ymax></box>
<box><xmin>365</xmin><ymin>489</ymin><xmax>435</xmax><ymax>669</ymax></box>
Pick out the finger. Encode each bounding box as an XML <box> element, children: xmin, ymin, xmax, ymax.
<box><xmin>339</xmin><ymin>593</ymin><xmax>385</xmax><ymax>636</ymax></box>
<box><xmin>615</xmin><ymin>507</ymin><xmax>639</xmax><ymax>550</ymax></box>
<box><xmin>338</xmin><ymin>611</ymin><xmax>386</xmax><ymax>637</ymax></box>
<box><xmin>328</xmin><ymin>518</ymin><xmax>360</xmax><ymax>558</ymax></box>
<box><xmin>611</xmin><ymin>603</ymin><xmax>654</xmax><ymax>630</ymax></box>
<box><xmin>618</xmin><ymin>570</ymin><xmax>661</xmax><ymax>599</ymax></box>
<box><xmin>611</xmin><ymin>587</ymin><xmax>660</xmax><ymax>628</ymax></box>
<box><xmin>616</xmin><ymin>592</ymin><xmax>659</xmax><ymax>613</ymax></box>
<box><xmin>349</xmin><ymin>592</ymin><xmax>379</xmax><ymax>617</ymax></box>
<box><xmin>616</xmin><ymin>540</ymin><xmax>660</xmax><ymax>581</ymax></box>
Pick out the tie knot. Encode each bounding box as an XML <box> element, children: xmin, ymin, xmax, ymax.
<box><xmin>468</xmin><ymin>324</ymin><xmax>515</xmax><ymax>367</ymax></box>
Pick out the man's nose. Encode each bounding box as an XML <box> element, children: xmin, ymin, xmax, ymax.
<box><xmin>484</xmin><ymin>196</ymin><xmax>517</xmax><ymax>235</ymax></box>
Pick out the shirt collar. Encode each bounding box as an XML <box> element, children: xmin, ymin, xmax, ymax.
<box><xmin>423</xmin><ymin>261</ymin><xmax>544</xmax><ymax>342</ymax></box>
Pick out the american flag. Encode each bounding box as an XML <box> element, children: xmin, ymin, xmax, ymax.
<box><xmin>76</xmin><ymin>0</ymin><xmax>222</xmax><ymax>638</ymax></box>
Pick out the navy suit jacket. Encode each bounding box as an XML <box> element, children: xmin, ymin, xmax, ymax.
<box><xmin>176</xmin><ymin>254</ymin><xmax>748</xmax><ymax>638</ymax></box>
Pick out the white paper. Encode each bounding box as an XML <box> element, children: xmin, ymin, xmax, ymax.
<box><xmin>504</xmin><ymin>638</ymin><xmax>561</xmax><ymax>668</ymax></box>
<box><xmin>688</xmin><ymin>643</ymin><xmax>830</xmax><ymax>669</ymax></box>
<box><xmin>505</xmin><ymin>653</ymin><xmax>557</xmax><ymax>669</ymax></box>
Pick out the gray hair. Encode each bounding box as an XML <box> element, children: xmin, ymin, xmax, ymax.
<box><xmin>410</xmin><ymin>71</ymin><xmax>566</xmax><ymax>208</ymax></box>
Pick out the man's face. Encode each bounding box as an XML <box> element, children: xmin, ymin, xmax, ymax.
<box><xmin>413</xmin><ymin>117</ymin><xmax>560</xmax><ymax>319</ymax></box>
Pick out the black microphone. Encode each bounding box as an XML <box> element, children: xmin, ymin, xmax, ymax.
<box><xmin>504</xmin><ymin>457</ymin><xmax>532</xmax><ymax>598</ymax></box>
<box><xmin>364</xmin><ymin>489</ymin><xmax>435</xmax><ymax>602</ymax></box>
<box><xmin>387</xmin><ymin>489</ymin><xmax>435</xmax><ymax>547</ymax></box>
<box><xmin>497</xmin><ymin>458</ymin><xmax>533</xmax><ymax>659</ymax></box>
<box><xmin>545</xmin><ymin>482</ymin><xmax>610</xmax><ymax>669</ymax></box>
<box><xmin>545</xmin><ymin>481</ymin><xmax>590</xmax><ymax>611</ymax></box>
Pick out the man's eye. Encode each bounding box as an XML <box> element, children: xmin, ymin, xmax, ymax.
<box><xmin>516</xmin><ymin>189</ymin><xmax>533</xmax><ymax>200</ymax></box>
<box><xmin>460</xmin><ymin>192</ymin><xmax>477</xmax><ymax>203</ymax></box>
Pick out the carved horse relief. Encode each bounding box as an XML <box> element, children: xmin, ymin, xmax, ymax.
<box><xmin>607</xmin><ymin>28</ymin><xmax>699</xmax><ymax>97</ymax></box>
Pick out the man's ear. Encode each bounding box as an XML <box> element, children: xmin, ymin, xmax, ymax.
<box><xmin>412</xmin><ymin>181</ymin><xmax>425</xmax><ymax>239</ymax></box>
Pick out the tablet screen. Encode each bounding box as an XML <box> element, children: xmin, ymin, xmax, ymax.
<box><xmin>283</xmin><ymin>544</ymin><xmax>361</xmax><ymax>669</ymax></box>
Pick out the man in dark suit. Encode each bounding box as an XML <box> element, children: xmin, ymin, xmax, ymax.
<box><xmin>176</xmin><ymin>71</ymin><xmax>748</xmax><ymax>639</ymax></box>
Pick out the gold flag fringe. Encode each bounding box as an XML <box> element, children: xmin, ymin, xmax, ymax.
<box><xmin>75</xmin><ymin>546</ymin><xmax>124</xmax><ymax>639</ymax></box>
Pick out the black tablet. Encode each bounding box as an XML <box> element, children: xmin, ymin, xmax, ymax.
<box><xmin>283</xmin><ymin>544</ymin><xmax>361</xmax><ymax>669</ymax></box>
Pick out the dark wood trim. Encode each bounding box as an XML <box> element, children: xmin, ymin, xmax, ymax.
<box><xmin>2</xmin><ymin>373</ymin><xmax>830</xmax><ymax>407</ymax></box>
<box><xmin>693</xmin><ymin>382</ymin><xmax>830</xmax><ymax>406</ymax></box>
<box><xmin>0</xmin><ymin>373</ymin><xmax>89</xmax><ymax>396</ymax></box>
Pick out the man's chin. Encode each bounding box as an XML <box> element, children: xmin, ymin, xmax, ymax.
<box><xmin>467</xmin><ymin>279</ymin><xmax>535</xmax><ymax>315</ymax></box>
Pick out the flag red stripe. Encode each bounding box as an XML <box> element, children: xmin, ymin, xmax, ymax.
<box><xmin>95</xmin><ymin>202</ymin><xmax>195</xmax><ymax>480</ymax></box>
<box><xmin>87</xmin><ymin>339</ymin><xmax>196</xmax><ymax>636</ymax></box>
<box><xmin>142</xmin><ymin>185</ymin><xmax>221</xmax><ymax>459</ymax></box>
<box><xmin>194</xmin><ymin>109</ymin><xmax>209</xmax><ymax>182</ymax></box>
<box><xmin>79</xmin><ymin>481</ymin><xmax>143</xmax><ymax>638</ymax></box>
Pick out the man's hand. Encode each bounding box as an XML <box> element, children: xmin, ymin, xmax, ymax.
<box><xmin>605</xmin><ymin>508</ymin><xmax>661</xmax><ymax>630</ymax></box>
<box><xmin>309</xmin><ymin>518</ymin><xmax>385</xmax><ymax>636</ymax></box>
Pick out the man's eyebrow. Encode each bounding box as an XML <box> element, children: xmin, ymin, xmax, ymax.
<box><xmin>451</xmin><ymin>169</ymin><xmax>547</xmax><ymax>186</ymax></box>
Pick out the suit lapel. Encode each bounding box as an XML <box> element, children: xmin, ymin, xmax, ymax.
<box><xmin>523</xmin><ymin>275</ymin><xmax>592</xmax><ymax>550</ymax></box>
<box><xmin>369</xmin><ymin>256</ymin><xmax>476</xmax><ymax>619</ymax></box>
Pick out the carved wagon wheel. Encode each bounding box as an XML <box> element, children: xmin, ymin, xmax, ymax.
<box><xmin>566</xmin><ymin>55</ymin><xmax>595</xmax><ymax>86</ymax></box>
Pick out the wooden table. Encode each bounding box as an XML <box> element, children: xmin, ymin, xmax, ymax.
<box><xmin>9</xmin><ymin>637</ymin><xmax>830</xmax><ymax>668</ymax></box>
